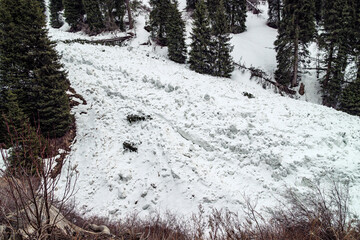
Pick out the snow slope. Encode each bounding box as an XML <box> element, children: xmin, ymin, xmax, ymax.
<box><xmin>52</xmin><ymin>2</ymin><xmax>360</xmax><ymax>218</ymax></box>
<box><xmin>0</xmin><ymin>0</ymin><xmax>356</xmax><ymax>219</ymax></box>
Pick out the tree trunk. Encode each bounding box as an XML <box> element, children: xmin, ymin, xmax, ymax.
<box><xmin>125</xmin><ymin>0</ymin><xmax>133</xmax><ymax>29</ymax></box>
<box><xmin>292</xmin><ymin>25</ymin><xmax>299</xmax><ymax>87</ymax></box>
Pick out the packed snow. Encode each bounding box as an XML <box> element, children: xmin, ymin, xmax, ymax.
<box><xmin>2</xmin><ymin>1</ymin><xmax>360</xmax><ymax>219</ymax></box>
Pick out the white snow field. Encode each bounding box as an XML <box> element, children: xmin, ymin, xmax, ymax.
<box><xmin>49</xmin><ymin>1</ymin><xmax>360</xmax><ymax>218</ymax></box>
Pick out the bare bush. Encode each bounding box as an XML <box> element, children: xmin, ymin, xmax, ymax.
<box><xmin>0</xmin><ymin>122</ymin><xmax>78</xmax><ymax>240</ymax></box>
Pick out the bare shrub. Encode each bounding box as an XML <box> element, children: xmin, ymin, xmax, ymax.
<box><xmin>0</xmin><ymin>122</ymin><xmax>78</xmax><ymax>240</ymax></box>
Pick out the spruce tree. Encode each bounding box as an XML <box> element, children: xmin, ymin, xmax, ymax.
<box><xmin>320</xmin><ymin>0</ymin><xmax>354</xmax><ymax>107</ymax></box>
<box><xmin>0</xmin><ymin>0</ymin><xmax>72</xmax><ymax>138</ymax></box>
<box><xmin>149</xmin><ymin>0</ymin><xmax>171</xmax><ymax>46</ymax></box>
<box><xmin>206</xmin><ymin>0</ymin><xmax>218</xmax><ymax>24</ymax></box>
<box><xmin>211</xmin><ymin>0</ymin><xmax>234</xmax><ymax>77</ymax></box>
<box><xmin>274</xmin><ymin>0</ymin><xmax>315</xmax><ymax>87</ymax></box>
<box><xmin>166</xmin><ymin>1</ymin><xmax>187</xmax><ymax>63</ymax></box>
<box><xmin>63</xmin><ymin>0</ymin><xmax>84</xmax><ymax>30</ymax></box>
<box><xmin>82</xmin><ymin>0</ymin><xmax>104</xmax><ymax>33</ymax></box>
<box><xmin>225</xmin><ymin>0</ymin><xmax>247</xmax><ymax>33</ymax></box>
<box><xmin>267</xmin><ymin>0</ymin><xmax>281</xmax><ymax>28</ymax></box>
<box><xmin>50</xmin><ymin>0</ymin><xmax>64</xmax><ymax>28</ymax></box>
<box><xmin>189</xmin><ymin>0</ymin><xmax>212</xmax><ymax>74</ymax></box>
<box><xmin>186</xmin><ymin>0</ymin><xmax>198</xmax><ymax>10</ymax></box>
<box><xmin>314</xmin><ymin>0</ymin><xmax>322</xmax><ymax>24</ymax></box>
<box><xmin>340</xmin><ymin>78</ymin><xmax>360</xmax><ymax>116</ymax></box>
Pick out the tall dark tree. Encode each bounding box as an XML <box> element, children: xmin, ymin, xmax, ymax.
<box><xmin>82</xmin><ymin>0</ymin><xmax>104</xmax><ymax>33</ymax></box>
<box><xmin>50</xmin><ymin>0</ymin><xmax>64</xmax><ymax>28</ymax></box>
<box><xmin>63</xmin><ymin>0</ymin><xmax>84</xmax><ymax>30</ymax></box>
<box><xmin>166</xmin><ymin>1</ymin><xmax>187</xmax><ymax>63</ymax></box>
<box><xmin>149</xmin><ymin>0</ymin><xmax>171</xmax><ymax>45</ymax></box>
<box><xmin>206</xmin><ymin>0</ymin><xmax>218</xmax><ymax>23</ymax></box>
<box><xmin>99</xmin><ymin>0</ymin><xmax>126</xmax><ymax>30</ymax></box>
<box><xmin>274</xmin><ymin>0</ymin><xmax>316</xmax><ymax>87</ymax></box>
<box><xmin>319</xmin><ymin>0</ymin><xmax>354</xmax><ymax>107</ymax></box>
<box><xmin>0</xmin><ymin>0</ymin><xmax>72</xmax><ymax>138</ymax></box>
<box><xmin>226</xmin><ymin>0</ymin><xmax>247</xmax><ymax>33</ymax></box>
<box><xmin>267</xmin><ymin>0</ymin><xmax>281</xmax><ymax>28</ymax></box>
<box><xmin>186</xmin><ymin>0</ymin><xmax>198</xmax><ymax>10</ymax></box>
<box><xmin>340</xmin><ymin>77</ymin><xmax>360</xmax><ymax>116</ymax></box>
<box><xmin>211</xmin><ymin>0</ymin><xmax>234</xmax><ymax>77</ymax></box>
<box><xmin>314</xmin><ymin>0</ymin><xmax>322</xmax><ymax>24</ymax></box>
<box><xmin>189</xmin><ymin>0</ymin><xmax>213</xmax><ymax>74</ymax></box>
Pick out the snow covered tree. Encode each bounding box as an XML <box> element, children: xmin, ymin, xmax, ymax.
<box><xmin>189</xmin><ymin>0</ymin><xmax>213</xmax><ymax>74</ymax></box>
<box><xmin>211</xmin><ymin>0</ymin><xmax>234</xmax><ymax>77</ymax></box>
<box><xmin>267</xmin><ymin>0</ymin><xmax>281</xmax><ymax>28</ymax></box>
<box><xmin>50</xmin><ymin>0</ymin><xmax>64</xmax><ymax>28</ymax></box>
<box><xmin>319</xmin><ymin>0</ymin><xmax>354</xmax><ymax>107</ymax></box>
<box><xmin>82</xmin><ymin>0</ymin><xmax>104</xmax><ymax>33</ymax></box>
<box><xmin>274</xmin><ymin>0</ymin><xmax>315</xmax><ymax>87</ymax></box>
<box><xmin>149</xmin><ymin>0</ymin><xmax>171</xmax><ymax>45</ymax></box>
<box><xmin>226</xmin><ymin>0</ymin><xmax>247</xmax><ymax>33</ymax></box>
<box><xmin>166</xmin><ymin>1</ymin><xmax>187</xmax><ymax>63</ymax></box>
<box><xmin>63</xmin><ymin>0</ymin><xmax>84</xmax><ymax>31</ymax></box>
<box><xmin>0</xmin><ymin>0</ymin><xmax>72</xmax><ymax>138</ymax></box>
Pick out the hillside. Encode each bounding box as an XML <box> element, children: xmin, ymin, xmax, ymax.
<box><xmin>3</xmin><ymin>0</ymin><xmax>360</xmax><ymax>220</ymax></box>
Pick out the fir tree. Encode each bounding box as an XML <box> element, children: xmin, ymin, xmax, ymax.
<box><xmin>50</xmin><ymin>0</ymin><xmax>64</xmax><ymax>28</ymax></box>
<box><xmin>63</xmin><ymin>0</ymin><xmax>84</xmax><ymax>30</ymax></box>
<box><xmin>267</xmin><ymin>0</ymin><xmax>281</xmax><ymax>28</ymax></box>
<box><xmin>82</xmin><ymin>0</ymin><xmax>104</xmax><ymax>33</ymax></box>
<box><xmin>211</xmin><ymin>0</ymin><xmax>234</xmax><ymax>77</ymax></box>
<box><xmin>186</xmin><ymin>0</ymin><xmax>198</xmax><ymax>10</ymax></box>
<box><xmin>340</xmin><ymin>78</ymin><xmax>360</xmax><ymax>116</ymax></box>
<box><xmin>206</xmin><ymin>0</ymin><xmax>218</xmax><ymax>24</ymax></box>
<box><xmin>189</xmin><ymin>0</ymin><xmax>212</xmax><ymax>74</ymax></box>
<box><xmin>319</xmin><ymin>0</ymin><xmax>354</xmax><ymax>107</ymax></box>
<box><xmin>149</xmin><ymin>0</ymin><xmax>171</xmax><ymax>46</ymax></box>
<box><xmin>0</xmin><ymin>0</ymin><xmax>72</xmax><ymax>138</ymax></box>
<box><xmin>274</xmin><ymin>0</ymin><xmax>315</xmax><ymax>87</ymax></box>
<box><xmin>314</xmin><ymin>0</ymin><xmax>322</xmax><ymax>24</ymax></box>
<box><xmin>226</xmin><ymin>0</ymin><xmax>247</xmax><ymax>33</ymax></box>
<box><xmin>166</xmin><ymin>1</ymin><xmax>187</xmax><ymax>63</ymax></box>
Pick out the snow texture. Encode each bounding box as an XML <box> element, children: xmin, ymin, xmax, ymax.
<box><xmin>46</xmin><ymin>0</ymin><xmax>360</xmax><ymax>219</ymax></box>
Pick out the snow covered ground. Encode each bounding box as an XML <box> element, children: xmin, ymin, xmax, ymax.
<box><xmin>2</xmin><ymin>0</ymin><xmax>359</xmax><ymax>220</ymax></box>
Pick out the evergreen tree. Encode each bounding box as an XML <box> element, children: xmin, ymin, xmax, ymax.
<box><xmin>340</xmin><ymin>77</ymin><xmax>360</xmax><ymax>116</ymax></box>
<box><xmin>189</xmin><ymin>0</ymin><xmax>212</xmax><ymax>74</ymax></box>
<box><xmin>82</xmin><ymin>0</ymin><xmax>104</xmax><ymax>33</ymax></box>
<box><xmin>50</xmin><ymin>0</ymin><xmax>64</xmax><ymax>28</ymax></box>
<box><xmin>267</xmin><ymin>0</ymin><xmax>281</xmax><ymax>28</ymax></box>
<box><xmin>36</xmin><ymin>0</ymin><xmax>45</xmax><ymax>12</ymax></box>
<box><xmin>186</xmin><ymin>0</ymin><xmax>198</xmax><ymax>10</ymax></box>
<box><xmin>206</xmin><ymin>0</ymin><xmax>218</xmax><ymax>24</ymax></box>
<box><xmin>314</xmin><ymin>0</ymin><xmax>322</xmax><ymax>24</ymax></box>
<box><xmin>319</xmin><ymin>0</ymin><xmax>354</xmax><ymax>107</ymax></box>
<box><xmin>227</xmin><ymin>0</ymin><xmax>247</xmax><ymax>33</ymax></box>
<box><xmin>274</xmin><ymin>0</ymin><xmax>315</xmax><ymax>87</ymax></box>
<box><xmin>63</xmin><ymin>0</ymin><xmax>84</xmax><ymax>30</ymax></box>
<box><xmin>0</xmin><ymin>0</ymin><xmax>72</xmax><ymax>138</ymax></box>
<box><xmin>211</xmin><ymin>0</ymin><xmax>234</xmax><ymax>77</ymax></box>
<box><xmin>149</xmin><ymin>0</ymin><xmax>171</xmax><ymax>45</ymax></box>
<box><xmin>166</xmin><ymin>1</ymin><xmax>187</xmax><ymax>63</ymax></box>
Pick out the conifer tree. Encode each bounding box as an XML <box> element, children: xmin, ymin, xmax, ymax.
<box><xmin>189</xmin><ymin>0</ymin><xmax>213</xmax><ymax>74</ymax></box>
<box><xmin>50</xmin><ymin>0</ymin><xmax>64</xmax><ymax>28</ymax></box>
<box><xmin>63</xmin><ymin>0</ymin><xmax>84</xmax><ymax>30</ymax></box>
<box><xmin>314</xmin><ymin>0</ymin><xmax>322</xmax><ymax>24</ymax></box>
<box><xmin>0</xmin><ymin>0</ymin><xmax>72</xmax><ymax>138</ymax></box>
<box><xmin>206</xmin><ymin>0</ymin><xmax>218</xmax><ymax>24</ymax></box>
<box><xmin>149</xmin><ymin>0</ymin><xmax>171</xmax><ymax>45</ymax></box>
<box><xmin>340</xmin><ymin>77</ymin><xmax>360</xmax><ymax>116</ymax></box>
<box><xmin>211</xmin><ymin>0</ymin><xmax>234</xmax><ymax>77</ymax></box>
<box><xmin>82</xmin><ymin>0</ymin><xmax>104</xmax><ymax>33</ymax></box>
<box><xmin>227</xmin><ymin>0</ymin><xmax>247</xmax><ymax>33</ymax></box>
<box><xmin>267</xmin><ymin>0</ymin><xmax>281</xmax><ymax>28</ymax></box>
<box><xmin>274</xmin><ymin>0</ymin><xmax>315</xmax><ymax>87</ymax></box>
<box><xmin>166</xmin><ymin>1</ymin><xmax>187</xmax><ymax>63</ymax></box>
<box><xmin>186</xmin><ymin>0</ymin><xmax>198</xmax><ymax>10</ymax></box>
<box><xmin>36</xmin><ymin>0</ymin><xmax>45</xmax><ymax>12</ymax></box>
<box><xmin>319</xmin><ymin>0</ymin><xmax>354</xmax><ymax>107</ymax></box>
